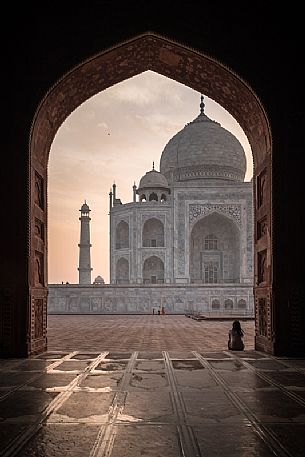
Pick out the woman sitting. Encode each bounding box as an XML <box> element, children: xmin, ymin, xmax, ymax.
<box><xmin>228</xmin><ymin>320</ymin><xmax>245</xmax><ymax>351</ymax></box>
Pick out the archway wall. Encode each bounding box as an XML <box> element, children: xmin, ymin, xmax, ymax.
<box><xmin>26</xmin><ymin>33</ymin><xmax>273</xmax><ymax>356</ymax></box>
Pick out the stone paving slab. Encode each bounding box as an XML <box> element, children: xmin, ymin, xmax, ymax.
<box><xmin>15</xmin><ymin>424</ymin><xmax>100</xmax><ymax>457</ymax></box>
<box><xmin>109</xmin><ymin>424</ymin><xmax>180</xmax><ymax>457</ymax></box>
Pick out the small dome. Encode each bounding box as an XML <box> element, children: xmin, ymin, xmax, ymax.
<box><xmin>138</xmin><ymin>169</ymin><xmax>169</xmax><ymax>190</ymax></box>
<box><xmin>93</xmin><ymin>275</ymin><xmax>105</xmax><ymax>284</ymax></box>
<box><xmin>80</xmin><ymin>202</ymin><xmax>90</xmax><ymax>212</ymax></box>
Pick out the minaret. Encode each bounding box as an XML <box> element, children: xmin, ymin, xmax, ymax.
<box><xmin>78</xmin><ymin>201</ymin><xmax>92</xmax><ymax>284</ymax></box>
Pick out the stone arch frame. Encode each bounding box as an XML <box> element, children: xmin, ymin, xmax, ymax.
<box><xmin>28</xmin><ymin>32</ymin><xmax>272</xmax><ymax>355</ymax></box>
<box><xmin>115</xmin><ymin>220</ymin><xmax>130</xmax><ymax>249</ymax></box>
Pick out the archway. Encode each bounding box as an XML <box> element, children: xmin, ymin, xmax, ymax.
<box><xmin>142</xmin><ymin>218</ymin><xmax>164</xmax><ymax>247</ymax></box>
<box><xmin>28</xmin><ymin>33</ymin><xmax>272</xmax><ymax>355</ymax></box>
<box><xmin>116</xmin><ymin>258</ymin><xmax>129</xmax><ymax>284</ymax></box>
<box><xmin>143</xmin><ymin>256</ymin><xmax>164</xmax><ymax>284</ymax></box>
<box><xmin>115</xmin><ymin>221</ymin><xmax>129</xmax><ymax>249</ymax></box>
<box><xmin>190</xmin><ymin>213</ymin><xmax>241</xmax><ymax>284</ymax></box>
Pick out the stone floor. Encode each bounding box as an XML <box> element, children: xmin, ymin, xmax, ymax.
<box><xmin>1</xmin><ymin>316</ymin><xmax>305</xmax><ymax>456</ymax></box>
<box><xmin>47</xmin><ymin>315</ymin><xmax>256</xmax><ymax>352</ymax></box>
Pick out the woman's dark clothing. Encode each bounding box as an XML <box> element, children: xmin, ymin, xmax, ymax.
<box><xmin>228</xmin><ymin>329</ymin><xmax>244</xmax><ymax>350</ymax></box>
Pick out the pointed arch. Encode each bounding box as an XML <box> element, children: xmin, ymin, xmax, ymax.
<box><xmin>26</xmin><ymin>32</ymin><xmax>273</xmax><ymax>355</ymax></box>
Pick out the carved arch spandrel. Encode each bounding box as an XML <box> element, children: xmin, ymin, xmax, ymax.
<box><xmin>29</xmin><ymin>32</ymin><xmax>272</xmax><ymax>355</ymax></box>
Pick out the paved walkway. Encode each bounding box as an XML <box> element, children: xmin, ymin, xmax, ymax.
<box><xmin>1</xmin><ymin>316</ymin><xmax>305</xmax><ymax>456</ymax></box>
<box><xmin>47</xmin><ymin>315</ymin><xmax>255</xmax><ymax>351</ymax></box>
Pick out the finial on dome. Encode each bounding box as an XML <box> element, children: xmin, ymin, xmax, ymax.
<box><xmin>200</xmin><ymin>94</ymin><xmax>205</xmax><ymax>114</ymax></box>
<box><xmin>152</xmin><ymin>161</ymin><xmax>155</xmax><ymax>170</ymax></box>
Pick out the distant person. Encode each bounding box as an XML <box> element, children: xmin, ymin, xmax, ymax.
<box><xmin>228</xmin><ymin>320</ymin><xmax>244</xmax><ymax>351</ymax></box>
<box><xmin>161</xmin><ymin>306</ymin><xmax>165</xmax><ymax>315</ymax></box>
<box><xmin>152</xmin><ymin>308</ymin><xmax>155</xmax><ymax>315</ymax></box>
<box><xmin>157</xmin><ymin>309</ymin><xmax>160</xmax><ymax>315</ymax></box>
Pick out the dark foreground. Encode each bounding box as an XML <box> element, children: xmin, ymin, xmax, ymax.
<box><xmin>0</xmin><ymin>316</ymin><xmax>304</xmax><ymax>456</ymax></box>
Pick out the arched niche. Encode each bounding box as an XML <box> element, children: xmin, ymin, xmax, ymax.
<box><xmin>115</xmin><ymin>221</ymin><xmax>129</xmax><ymax>249</ymax></box>
<box><xmin>149</xmin><ymin>192</ymin><xmax>158</xmax><ymax>202</ymax></box>
<box><xmin>238</xmin><ymin>299</ymin><xmax>247</xmax><ymax>309</ymax></box>
<box><xmin>142</xmin><ymin>218</ymin><xmax>164</xmax><ymax>247</ymax></box>
<box><xmin>116</xmin><ymin>257</ymin><xmax>129</xmax><ymax>284</ymax></box>
<box><xmin>225</xmin><ymin>299</ymin><xmax>234</xmax><ymax>310</ymax></box>
<box><xmin>143</xmin><ymin>256</ymin><xmax>164</xmax><ymax>284</ymax></box>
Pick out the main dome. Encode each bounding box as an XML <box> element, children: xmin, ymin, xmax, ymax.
<box><xmin>160</xmin><ymin>96</ymin><xmax>247</xmax><ymax>182</ymax></box>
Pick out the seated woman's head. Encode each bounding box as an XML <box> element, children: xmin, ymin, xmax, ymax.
<box><xmin>232</xmin><ymin>320</ymin><xmax>242</xmax><ymax>331</ymax></box>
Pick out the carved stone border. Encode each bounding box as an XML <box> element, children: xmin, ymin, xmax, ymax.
<box><xmin>28</xmin><ymin>32</ymin><xmax>272</xmax><ymax>355</ymax></box>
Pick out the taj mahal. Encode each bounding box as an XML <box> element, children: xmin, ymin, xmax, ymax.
<box><xmin>48</xmin><ymin>96</ymin><xmax>254</xmax><ymax>315</ymax></box>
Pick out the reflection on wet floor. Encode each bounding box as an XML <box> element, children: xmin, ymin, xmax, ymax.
<box><xmin>0</xmin><ymin>350</ymin><xmax>305</xmax><ymax>456</ymax></box>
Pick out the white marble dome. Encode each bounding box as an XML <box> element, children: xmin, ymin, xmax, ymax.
<box><xmin>138</xmin><ymin>168</ymin><xmax>169</xmax><ymax>190</ymax></box>
<box><xmin>160</xmin><ymin>97</ymin><xmax>246</xmax><ymax>182</ymax></box>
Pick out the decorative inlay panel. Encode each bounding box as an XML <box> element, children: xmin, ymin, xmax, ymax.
<box><xmin>257</xmin><ymin>168</ymin><xmax>267</xmax><ymax>208</ymax></box>
<box><xmin>258</xmin><ymin>250</ymin><xmax>267</xmax><ymax>284</ymax></box>
<box><xmin>176</xmin><ymin>164</ymin><xmax>244</xmax><ymax>182</ymax></box>
<box><xmin>34</xmin><ymin>251</ymin><xmax>44</xmax><ymax>286</ymax></box>
<box><xmin>257</xmin><ymin>216</ymin><xmax>268</xmax><ymax>239</ymax></box>
<box><xmin>141</xmin><ymin>214</ymin><xmax>166</xmax><ymax>224</ymax></box>
<box><xmin>34</xmin><ymin>299</ymin><xmax>44</xmax><ymax>339</ymax></box>
<box><xmin>142</xmin><ymin>251</ymin><xmax>165</xmax><ymax>263</ymax></box>
<box><xmin>189</xmin><ymin>203</ymin><xmax>241</xmax><ymax>227</ymax></box>
<box><xmin>258</xmin><ymin>297</ymin><xmax>268</xmax><ymax>337</ymax></box>
<box><xmin>34</xmin><ymin>172</ymin><xmax>44</xmax><ymax>210</ymax></box>
<box><xmin>35</xmin><ymin>218</ymin><xmax>45</xmax><ymax>241</ymax></box>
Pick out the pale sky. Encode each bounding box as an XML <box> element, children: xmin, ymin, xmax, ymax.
<box><xmin>48</xmin><ymin>71</ymin><xmax>253</xmax><ymax>284</ymax></box>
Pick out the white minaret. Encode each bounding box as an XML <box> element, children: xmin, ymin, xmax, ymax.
<box><xmin>78</xmin><ymin>201</ymin><xmax>92</xmax><ymax>284</ymax></box>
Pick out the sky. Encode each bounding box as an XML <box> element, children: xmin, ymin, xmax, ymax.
<box><xmin>48</xmin><ymin>71</ymin><xmax>253</xmax><ymax>284</ymax></box>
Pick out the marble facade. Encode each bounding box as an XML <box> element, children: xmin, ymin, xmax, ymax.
<box><xmin>48</xmin><ymin>284</ymin><xmax>254</xmax><ymax>315</ymax></box>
